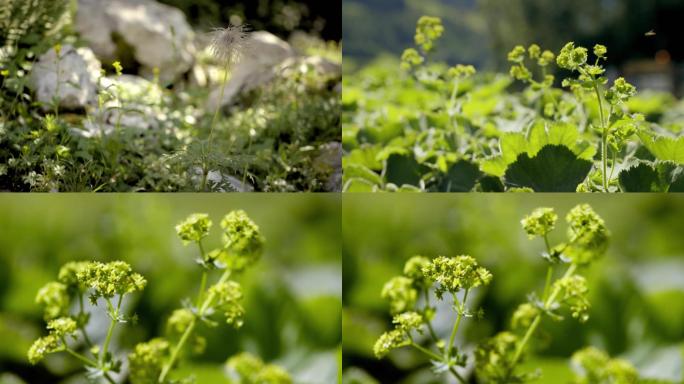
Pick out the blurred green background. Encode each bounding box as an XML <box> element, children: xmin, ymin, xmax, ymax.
<box><xmin>0</xmin><ymin>194</ymin><xmax>341</xmax><ymax>384</ymax></box>
<box><xmin>342</xmin><ymin>194</ymin><xmax>684</xmax><ymax>383</ymax></box>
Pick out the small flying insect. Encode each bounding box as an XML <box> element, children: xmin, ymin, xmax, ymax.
<box><xmin>645</xmin><ymin>29</ymin><xmax>656</xmax><ymax>37</ymax></box>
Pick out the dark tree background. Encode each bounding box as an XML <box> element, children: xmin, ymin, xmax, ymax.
<box><xmin>159</xmin><ymin>0</ymin><xmax>341</xmax><ymax>41</ymax></box>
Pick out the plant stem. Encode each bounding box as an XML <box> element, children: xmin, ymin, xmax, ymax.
<box><xmin>510</xmin><ymin>264</ymin><xmax>577</xmax><ymax>367</ymax></box>
<box><xmin>77</xmin><ymin>293</ymin><xmax>94</xmax><ymax>347</ymax></box>
<box><xmin>446</xmin><ymin>289</ymin><xmax>469</xmax><ymax>361</ymax></box>
<box><xmin>208</xmin><ymin>64</ymin><xmax>230</xmax><ymax>144</ymax></box>
<box><xmin>158</xmin><ymin>317</ymin><xmax>196</xmax><ymax>383</ymax></box>
<box><xmin>592</xmin><ymin>82</ymin><xmax>608</xmax><ymax>192</ymax></box>
<box><xmin>64</xmin><ymin>345</ymin><xmax>97</xmax><ymax>367</ymax></box>
<box><xmin>196</xmin><ymin>240</ymin><xmax>207</xmax><ymax>308</ymax></box>
<box><xmin>410</xmin><ymin>341</ymin><xmax>443</xmax><ymax>361</ymax></box>
<box><xmin>100</xmin><ymin>297</ymin><xmax>118</xmax><ymax>366</ymax></box>
<box><xmin>542</xmin><ymin>265</ymin><xmax>553</xmax><ymax>301</ymax></box>
<box><xmin>422</xmin><ymin>289</ymin><xmax>441</xmax><ymax>350</ymax></box>
<box><xmin>158</xmin><ymin>269</ymin><xmax>232</xmax><ymax>383</ymax></box>
<box><xmin>448</xmin><ymin>366</ymin><xmax>467</xmax><ymax>384</ymax></box>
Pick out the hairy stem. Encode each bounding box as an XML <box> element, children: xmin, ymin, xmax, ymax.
<box><xmin>159</xmin><ymin>269</ymin><xmax>233</xmax><ymax>382</ymax></box>
<box><xmin>592</xmin><ymin>82</ymin><xmax>608</xmax><ymax>192</ymax></box>
<box><xmin>158</xmin><ymin>317</ymin><xmax>196</xmax><ymax>383</ymax></box>
<box><xmin>446</xmin><ymin>289</ymin><xmax>469</xmax><ymax>361</ymax></box>
<box><xmin>64</xmin><ymin>345</ymin><xmax>97</xmax><ymax>367</ymax></box>
<box><xmin>510</xmin><ymin>264</ymin><xmax>577</xmax><ymax>368</ymax></box>
<box><xmin>100</xmin><ymin>298</ymin><xmax>118</xmax><ymax>366</ymax></box>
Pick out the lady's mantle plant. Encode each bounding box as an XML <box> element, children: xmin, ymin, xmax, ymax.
<box><xmin>28</xmin><ymin>210</ymin><xmax>291</xmax><ymax>384</ymax></box>
<box><xmin>374</xmin><ymin>204</ymin><xmax>637</xmax><ymax>383</ymax></box>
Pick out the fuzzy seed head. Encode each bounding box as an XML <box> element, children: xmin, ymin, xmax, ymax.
<box><xmin>209</xmin><ymin>23</ymin><xmax>250</xmax><ymax>66</ymax></box>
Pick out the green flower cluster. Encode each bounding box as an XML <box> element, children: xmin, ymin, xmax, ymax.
<box><xmin>402</xmin><ymin>255</ymin><xmax>431</xmax><ymax>287</ymax></box>
<box><xmin>208</xmin><ymin>281</ymin><xmax>245</xmax><ymax>327</ymax></box>
<box><xmin>373</xmin><ymin>328</ymin><xmax>411</xmax><ymax>359</ymax></box>
<box><xmin>605</xmin><ymin>77</ymin><xmax>637</xmax><ymax>105</ymax></box>
<box><xmin>400</xmin><ymin>48</ymin><xmax>424</xmax><ymax>71</ymax></box>
<box><xmin>221</xmin><ymin>210</ymin><xmax>265</xmax><ymax>271</ymax></box>
<box><xmin>226</xmin><ymin>352</ymin><xmax>292</xmax><ymax>384</ymax></box>
<box><xmin>557</xmin><ymin>42</ymin><xmax>589</xmax><ymax>71</ymax></box>
<box><xmin>35</xmin><ymin>281</ymin><xmax>69</xmax><ymax>320</ymax></box>
<box><xmin>448</xmin><ymin>64</ymin><xmax>476</xmax><ymax>80</ymax></box>
<box><xmin>520</xmin><ymin>207</ymin><xmax>558</xmax><ymax>239</ymax></box>
<box><xmin>554</xmin><ymin>275</ymin><xmax>591</xmax><ymax>322</ymax></box>
<box><xmin>510</xmin><ymin>303</ymin><xmax>540</xmax><ymax>331</ymax></box>
<box><xmin>565</xmin><ymin>204</ymin><xmax>610</xmax><ymax>264</ymax></box>
<box><xmin>128</xmin><ymin>338</ymin><xmax>170</xmax><ymax>384</ymax></box>
<box><xmin>423</xmin><ymin>255</ymin><xmax>493</xmax><ymax>296</ymax></box>
<box><xmin>571</xmin><ymin>347</ymin><xmax>638</xmax><ymax>384</ymax></box>
<box><xmin>176</xmin><ymin>213</ymin><xmax>212</xmax><ymax>245</ymax></box>
<box><xmin>381</xmin><ymin>276</ymin><xmax>417</xmax><ymax>315</ymax></box>
<box><xmin>414</xmin><ymin>16</ymin><xmax>444</xmax><ymax>52</ymax></box>
<box><xmin>507</xmin><ymin>43</ymin><xmax>555</xmax><ymax>86</ymax></box>
<box><xmin>27</xmin><ymin>316</ymin><xmax>79</xmax><ymax>364</ymax></box>
<box><xmin>77</xmin><ymin>261</ymin><xmax>147</xmax><ymax>299</ymax></box>
<box><xmin>475</xmin><ymin>332</ymin><xmax>527</xmax><ymax>383</ymax></box>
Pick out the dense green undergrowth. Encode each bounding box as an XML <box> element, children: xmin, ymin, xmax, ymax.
<box><xmin>342</xmin><ymin>16</ymin><xmax>684</xmax><ymax>193</ymax></box>
<box><xmin>1</xmin><ymin>0</ymin><xmax>341</xmax><ymax>192</ymax></box>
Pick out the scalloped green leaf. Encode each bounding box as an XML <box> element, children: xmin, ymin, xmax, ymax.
<box><xmin>384</xmin><ymin>154</ymin><xmax>428</xmax><ymax>187</ymax></box>
<box><xmin>435</xmin><ymin>160</ymin><xmax>481</xmax><ymax>192</ymax></box>
<box><xmin>639</xmin><ymin>133</ymin><xmax>684</xmax><ymax>164</ymax></box>
<box><xmin>618</xmin><ymin>163</ymin><xmax>666</xmax><ymax>192</ymax></box>
<box><xmin>503</xmin><ymin>145</ymin><xmax>592</xmax><ymax>191</ymax></box>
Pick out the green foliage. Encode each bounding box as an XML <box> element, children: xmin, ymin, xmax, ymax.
<box><xmin>25</xmin><ymin>210</ymin><xmax>291</xmax><ymax>384</ymax></box>
<box><xmin>343</xmin><ymin>16</ymin><xmax>684</xmax><ymax>193</ymax></box>
<box><xmin>226</xmin><ymin>352</ymin><xmax>293</xmax><ymax>384</ymax></box>
<box><xmin>369</xmin><ymin>204</ymin><xmax>629</xmax><ymax>383</ymax></box>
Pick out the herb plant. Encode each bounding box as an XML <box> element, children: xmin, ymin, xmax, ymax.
<box><xmin>373</xmin><ymin>204</ymin><xmax>640</xmax><ymax>382</ymax></box>
<box><xmin>343</xmin><ymin>16</ymin><xmax>684</xmax><ymax>192</ymax></box>
<box><xmin>27</xmin><ymin>210</ymin><xmax>292</xmax><ymax>384</ymax></box>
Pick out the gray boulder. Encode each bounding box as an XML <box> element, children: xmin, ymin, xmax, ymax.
<box><xmin>29</xmin><ymin>45</ymin><xmax>101</xmax><ymax>110</ymax></box>
<box><xmin>76</xmin><ymin>0</ymin><xmax>195</xmax><ymax>82</ymax></box>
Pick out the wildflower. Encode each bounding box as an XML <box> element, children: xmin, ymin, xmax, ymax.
<box><xmin>554</xmin><ymin>275</ymin><xmax>590</xmax><ymax>322</ymax></box>
<box><xmin>571</xmin><ymin>347</ymin><xmax>638</xmax><ymax>383</ymax></box>
<box><xmin>538</xmin><ymin>50</ymin><xmax>555</xmax><ymax>66</ymax></box>
<box><xmin>176</xmin><ymin>213</ymin><xmax>212</xmax><ymax>245</ymax></box>
<box><xmin>422</xmin><ymin>255</ymin><xmax>492</xmax><ymax>296</ymax></box>
<box><xmin>511</xmin><ymin>303</ymin><xmax>540</xmax><ymax>330</ymax></box>
<box><xmin>557</xmin><ymin>42</ymin><xmax>588</xmax><ymax>71</ymax></box>
<box><xmin>209</xmin><ymin>23</ymin><xmax>250</xmax><ymax>66</ymax></box>
<box><xmin>227</xmin><ymin>353</ymin><xmax>292</xmax><ymax>384</ymax></box>
<box><xmin>403</xmin><ymin>255</ymin><xmax>432</xmax><ymax>288</ymax></box>
<box><xmin>77</xmin><ymin>261</ymin><xmax>147</xmax><ymax>298</ymax></box>
<box><xmin>565</xmin><ymin>204</ymin><xmax>610</xmax><ymax>265</ymax></box>
<box><xmin>528</xmin><ymin>44</ymin><xmax>541</xmax><ymax>59</ymax></box>
<box><xmin>392</xmin><ymin>311</ymin><xmax>423</xmax><ymax>332</ymax></box>
<box><xmin>521</xmin><ymin>207</ymin><xmax>557</xmax><ymax>239</ymax></box>
<box><xmin>593</xmin><ymin>44</ymin><xmax>607</xmax><ymax>59</ymax></box>
<box><xmin>510</xmin><ymin>64</ymin><xmax>531</xmax><ymax>81</ymax></box>
<box><xmin>128</xmin><ymin>338</ymin><xmax>170</xmax><ymax>384</ymax></box>
<box><xmin>35</xmin><ymin>282</ymin><xmax>69</xmax><ymax>320</ymax></box>
<box><xmin>220</xmin><ymin>210</ymin><xmax>265</xmax><ymax>271</ymax></box>
<box><xmin>507</xmin><ymin>45</ymin><xmax>526</xmax><ymax>63</ymax></box>
<box><xmin>112</xmin><ymin>61</ymin><xmax>123</xmax><ymax>76</ymax></box>
<box><xmin>27</xmin><ymin>334</ymin><xmax>61</xmax><ymax>364</ymax></box>
<box><xmin>46</xmin><ymin>317</ymin><xmax>77</xmax><ymax>337</ymax></box>
<box><xmin>400</xmin><ymin>48</ymin><xmax>424</xmax><ymax>71</ymax></box>
<box><xmin>448</xmin><ymin>64</ymin><xmax>476</xmax><ymax>79</ymax></box>
<box><xmin>208</xmin><ymin>281</ymin><xmax>245</xmax><ymax>327</ymax></box>
<box><xmin>373</xmin><ymin>329</ymin><xmax>410</xmax><ymax>358</ymax></box>
<box><xmin>605</xmin><ymin>77</ymin><xmax>636</xmax><ymax>105</ymax></box>
<box><xmin>475</xmin><ymin>332</ymin><xmax>521</xmax><ymax>382</ymax></box>
<box><xmin>415</xmin><ymin>16</ymin><xmax>444</xmax><ymax>52</ymax></box>
<box><xmin>381</xmin><ymin>276</ymin><xmax>417</xmax><ymax>314</ymax></box>
<box><xmin>58</xmin><ymin>261</ymin><xmax>90</xmax><ymax>290</ymax></box>
<box><xmin>166</xmin><ymin>308</ymin><xmax>195</xmax><ymax>336</ymax></box>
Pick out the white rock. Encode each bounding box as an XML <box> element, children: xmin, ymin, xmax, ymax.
<box><xmin>208</xmin><ymin>31</ymin><xmax>295</xmax><ymax>109</ymax></box>
<box><xmin>30</xmin><ymin>45</ymin><xmax>101</xmax><ymax>110</ymax></box>
<box><xmin>76</xmin><ymin>0</ymin><xmax>195</xmax><ymax>82</ymax></box>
